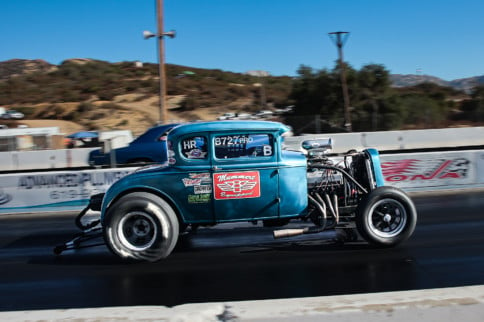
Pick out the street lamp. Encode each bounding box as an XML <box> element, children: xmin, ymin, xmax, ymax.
<box><xmin>143</xmin><ymin>30</ymin><xmax>176</xmax><ymax>40</ymax></box>
<box><xmin>143</xmin><ymin>0</ymin><xmax>175</xmax><ymax>124</ymax></box>
<box><xmin>328</xmin><ymin>31</ymin><xmax>351</xmax><ymax>132</ymax></box>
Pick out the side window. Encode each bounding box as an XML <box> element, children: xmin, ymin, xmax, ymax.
<box><xmin>180</xmin><ymin>136</ymin><xmax>208</xmax><ymax>159</ymax></box>
<box><xmin>214</xmin><ymin>134</ymin><xmax>273</xmax><ymax>159</ymax></box>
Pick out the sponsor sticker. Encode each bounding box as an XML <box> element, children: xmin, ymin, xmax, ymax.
<box><xmin>182</xmin><ymin>178</ymin><xmax>202</xmax><ymax>187</ymax></box>
<box><xmin>189</xmin><ymin>173</ymin><xmax>211</xmax><ymax>183</ymax></box>
<box><xmin>182</xmin><ymin>173</ymin><xmax>212</xmax><ymax>187</ymax></box>
<box><xmin>188</xmin><ymin>194</ymin><xmax>211</xmax><ymax>203</ymax></box>
<box><xmin>213</xmin><ymin>171</ymin><xmax>260</xmax><ymax>200</ymax></box>
<box><xmin>194</xmin><ymin>185</ymin><xmax>212</xmax><ymax>194</ymax></box>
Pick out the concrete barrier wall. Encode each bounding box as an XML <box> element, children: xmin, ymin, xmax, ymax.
<box><xmin>1</xmin><ymin>126</ymin><xmax>484</xmax><ymax>171</ymax></box>
<box><xmin>1</xmin><ymin>149</ymin><xmax>484</xmax><ymax>214</ymax></box>
<box><xmin>284</xmin><ymin>126</ymin><xmax>484</xmax><ymax>153</ymax></box>
<box><xmin>0</xmin><ymin>148</ymin><xmax>96</xmax><ymax>171</ymax></box>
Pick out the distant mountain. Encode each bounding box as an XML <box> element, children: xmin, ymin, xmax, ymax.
<box><xmin>449</xmin><ymin>76</ymin><xmax>484</xmax><ymax>93</ymax></box>
<box><xmin>390</xmin><ymin>74</ymin><xmax>448</xmax><ymax>87</ymax></box>
<box><xmin>1</xmin><ymin>58</ymin><xmax>483</xmax><ymax>93</ymax></box>
<box><xmin>390</xmin><ymin>74</ymin><xmax>484</xmax><ymax>93</ymax></box>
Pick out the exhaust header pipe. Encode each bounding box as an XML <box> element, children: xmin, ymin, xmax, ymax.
<box><xmin>273</xmin><ymin>226</ymin><xmax>325</xmax><ymax>239</ymax></box>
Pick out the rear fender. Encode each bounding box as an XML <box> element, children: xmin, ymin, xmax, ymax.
<box><xmin>100</xmin><ymin>187</ymin><xmax>184</xmax><ymax>227</ymax></box>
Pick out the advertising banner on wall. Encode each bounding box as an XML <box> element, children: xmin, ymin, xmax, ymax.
<box><xmin>0</xmin><ymin>168</ymin><xmax>136</xmax><ymax>214</ymax></box>
<box><xmin>2</xmin><ymin>150</ymin><xmax>484</xmax><ymax>215</ymax></box>
<box><xmin>380</xmin><ymin>152</ymin><xmax>477</xmax><ymax>190</ymax></box>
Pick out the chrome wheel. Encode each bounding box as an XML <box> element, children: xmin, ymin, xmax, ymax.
<box><xmin>118</xmin><ymin>211</ymin><xmax>157</xmax><ymax>251</ymax></box>
<box><xmin>356</xmin><ymin>186</ymin><xmax>417</xmax><ymax>246</ymax></box>
<box><xmin>367</xmin><ymin>198</ymin><xmax>407</xmax><ymax>238</ymax></box>
<box><xmin>104</xmin><ymin>192</ymin><xmax>179</xmax><ymax>261</ymax></box>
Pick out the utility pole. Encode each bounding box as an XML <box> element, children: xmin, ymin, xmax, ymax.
<box><xmin>144</xmin><ymin>0</ymin><xmax>175</xmax><ymax>124</ymax></box>
<box><xmin>247</xmin><ymin>70</ymin><xmax>269</xmax><ymax>109</ymax></box>
<box><xmin>156</xmin><ymin>0</ymin><xmax>167</xmax><ymax>124</ymax></box>
<box><xmin>329</xmin><ymin>31</ymin><xmax>352</xmax><ymax>132</ymax></box>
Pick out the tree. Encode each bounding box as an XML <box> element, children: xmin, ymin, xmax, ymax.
<box><xmin>290</xmin><ymin>65</ymin><xmax>340</xmax><ymax>118</ymax></box>
<box><xmin>352</xmin><ymin>64</ymin><xmax>392</xmax><ymax>131</ymax></box>
<box><xmin>460</xmin><ymin>85</ymin><xmax>484</xmax><ymax>123</ymax></box>
<box><xmin>289</xmin><ymin>63</ymin><xmax>398</xmax><ymax>132</ymax></box>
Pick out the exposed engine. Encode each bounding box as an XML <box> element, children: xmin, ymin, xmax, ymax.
<box><xmin>273</xmin><ymin>138</ymin><xmax>379</xmax><ymax>238</ymax></box>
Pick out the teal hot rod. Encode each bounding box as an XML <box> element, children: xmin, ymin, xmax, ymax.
<box><xmin>56</xmin><ymin>120</ymin><xmax>417</xmax><ymax>262</ymax></box>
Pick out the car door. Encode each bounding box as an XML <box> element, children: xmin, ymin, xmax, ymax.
<box><xmin>166</xmin><ymin>133</ymin><xmax>215</xmax><ymax>224</ymax></box>
<box><xmin>211</xmin><ymin>132</ymin><xmax>279</xmax><ymax>222</ymax></box>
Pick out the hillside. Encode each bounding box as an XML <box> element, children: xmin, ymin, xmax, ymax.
<box><xmin>1</xmin><ymin>58</ymin><xmax>483</xmax><ymax>135</ymax></box>
<box><xmin>3</xmin><ymin>58</ymin><xmax>483</xmax><ymax>93</ymax></box>
<box><xmin>0</xmin><ymin>59</ymin><xmax>292</xmax><ymax>135</ymax></box>
<box><xmin>7</xmin><ymin>94</ymin><xmax>234</xmax><ymax>136</ymax></box>
<box><xmin>0</xmin><ymin>59</ymin><xmax>58</xmax><ymax>80</ymax></box>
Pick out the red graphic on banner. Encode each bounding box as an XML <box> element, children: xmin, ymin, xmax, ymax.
<box><xmin>214</xmin><ymin>171</ymin><xmax>260</xmax><ymax>200</ymax></box>
<box><xmin>382</xmin><ymin>159</ymin><xmax>419</xmax><ymax>176</ymax></box>
<box><xmin>382</xmin><ymin>158</ymin><xmax>470</xmax><ymax>182</ymax></box>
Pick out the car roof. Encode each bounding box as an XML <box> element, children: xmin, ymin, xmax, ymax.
<box><xmin>132</xmin><ymin>123</ymin><xmax>180</xmax><ymax>143</ymax></box>
<box><xmin>168</xmin><ymin>120</ymin><xmax>290</xmax><ymax>138</ymax></box>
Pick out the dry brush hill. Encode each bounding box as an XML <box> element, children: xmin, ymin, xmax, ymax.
<box><xmin>0</xmin><ymin>59</ymin><xmax>292</xmax><ymax>135</ymax></box>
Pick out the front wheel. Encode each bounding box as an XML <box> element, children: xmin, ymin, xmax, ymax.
<box><xmin>103</xmin><ymin>192</ymin><xmax>179</xmax><ymax>262</ymax></box>
<box><xmin>356</xmin><ymin>186</ymin><xmax>417</xmax><ymax>247</ymax></box>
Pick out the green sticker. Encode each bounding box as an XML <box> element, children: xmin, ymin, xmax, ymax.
<box><xmin>188</xmin><ymin>193</ymin><xmax>211</xmax><ymax>203</ymax></box>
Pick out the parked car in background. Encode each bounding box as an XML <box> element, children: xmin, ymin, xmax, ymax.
<box><xmin>274</xmin><ymin>106</ymin><xmax>294</xmax><ymax>115</ymax></box>
<box><xmin>88</xmin><ymin>123</ymin><xmax>179</xmax><ymax>166</ymax></box>
<box><xmin>254</xmin><ymin>110</ymin><xmax>274</xmax><ymax>118</ymax></box>
<box><xmin>216</xmin><ymin>112</ymin><xmax>236</xmax><ymax>120</ymax></box>
<box><xmin>233</xmin><ymin>113</ymin><xmax>254</xmax><ymax>120</ymax></box>
<box><xmin>1</xmin><ymin>110</ymin><xmax>25</xmax><ymax>119</ymax></box>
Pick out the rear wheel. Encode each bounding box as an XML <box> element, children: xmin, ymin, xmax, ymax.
<box><xmin>103</xmin><ymin>192</ymin><xmax>179</xmax><ymax>262</ymax></box>
<box><xmin>356</xmin><ymin>186</ymin><xmax>416</xmax><ymax>246</ymax></box>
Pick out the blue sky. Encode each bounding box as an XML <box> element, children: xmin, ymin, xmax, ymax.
<box><xmin>1</xmin><ymin>0</ymin><xmax>483</xmax><ymax>81</ymax></box>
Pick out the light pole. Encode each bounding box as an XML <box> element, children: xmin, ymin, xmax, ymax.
<box><xmin>329</xmin><ymin>31</ymin><xmax>351</xmax><ymax>132</ymax></box>
<box><xmin>247</xmin><ymin>70</ymin><xmax>269</xmax><ymax>109</ymax></box>
<box><xmin>143</xmin><ymin>0</ymin><xmax>175</xmax><ymax>124</ymax></box>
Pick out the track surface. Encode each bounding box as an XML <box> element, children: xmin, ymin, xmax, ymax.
<box><xmin>0</xmin><ymin>190</ymin><xmax>483</xmax><ymax>312</ymax></box>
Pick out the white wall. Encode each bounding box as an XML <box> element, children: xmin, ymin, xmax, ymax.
<box><xmin>1</xmin><ymin>149</ymin><xmax>484</xmax><ymax>214</ymax></box>
<box><xmin>284</xmin><ymin>127</ymin><xmax>484</xmax><ymax>153</ymax></box>
<box><xmin>0</xmin><ymin>148</ymin><xmax>96</xmax><ymax>171</ymax></box>
<box><xmin>1</xmin><ymin>127</ymin><xmax>484</xmax><ymax>171</ymax></box>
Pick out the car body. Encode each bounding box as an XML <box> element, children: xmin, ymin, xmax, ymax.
<box><xmin>1</xmin><ymin>110</ymin><xmax>24</xmax><ymax>119</ymax></box>
<box><xmin>80</xmin><ymin>120</ymin><xmax>417</xmax><ymax>262</ymax></box>
<box><xmin>88</xmin><ymin>123</ymin><xmax>179</xmax><ymax>166</ymax></box>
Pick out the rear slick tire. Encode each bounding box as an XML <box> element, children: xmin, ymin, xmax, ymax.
<box><xmin>356</xmin><ymin>186</ymin><xmax>417</xmax><ymax>247</ymax></box>
<box><xmin>103</xmin><ymin>192</ymin><xmax>179</xmax><ymax>262</ymax></box>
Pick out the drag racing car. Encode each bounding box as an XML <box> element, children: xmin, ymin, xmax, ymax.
<box><xmin>56</xmin><ymin>120</ymin><xmax>417</xmax><ymax>262</ymax></box>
